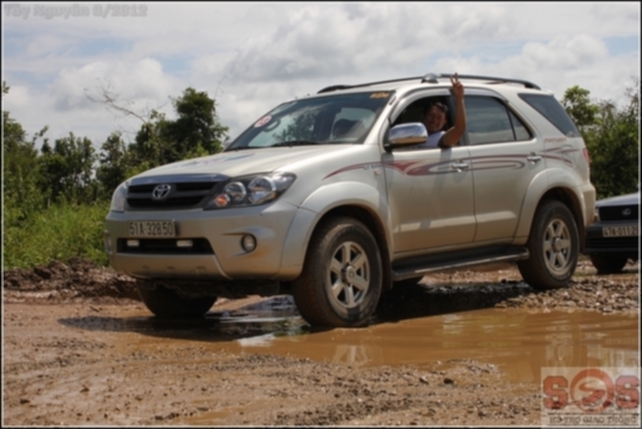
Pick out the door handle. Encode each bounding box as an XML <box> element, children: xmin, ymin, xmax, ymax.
<box><xmin>451</xmin><ymin>161</ymin><xmax>470</xmax><ymax>171</ymax></box>
<box><xmin>527</xmin><ymin>153</ymin><xmax>542</xmax><ymax>164</ymax></box>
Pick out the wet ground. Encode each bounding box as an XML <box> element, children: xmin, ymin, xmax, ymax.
<box><xmin>2</xmin><ymin>258</ymin><xmax>640</xmax><ymax>426</ymax></box>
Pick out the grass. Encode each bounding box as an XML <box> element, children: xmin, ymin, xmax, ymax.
<box><xmin>3</xmin><ymin>201</ymin><xmax>111</xmax><ymax>269</ymax></box>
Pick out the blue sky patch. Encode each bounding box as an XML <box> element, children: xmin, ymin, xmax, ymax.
<box><xmin>604</xmin><ymin>35</ymin><xmax>639</xmax><ymax>56</ymax></box>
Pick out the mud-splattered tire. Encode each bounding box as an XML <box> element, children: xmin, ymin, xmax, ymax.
<box><xmin>292</xmin><ymin>217</ymin><xmax>383</xmax><ymax>328</ymax></box>
<box><xmin>589</xmin><ymin>255</ymin><xmax>628</xmax><ymax>274</ymax></box>
<box><xmin>518</xmin><ymin>200</ymin><xmax>579</xmax><ymax>290</ymax></box>
<box><xmin>138</xmin><ymin>285</ymin><xmax>216</xmax><ymax>319</ymax></box>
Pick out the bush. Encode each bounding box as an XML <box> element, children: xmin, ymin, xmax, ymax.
<box><xmin>3</xmin><ymin>201</ymin><xmax>111</xmax><ymax>269</ymax></box>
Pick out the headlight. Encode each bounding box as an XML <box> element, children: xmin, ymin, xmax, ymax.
<box><xmin>593</xmin><ymin>206</ymin><xmax>600</xmax><ymax>222</ymax></box>
<box><xmin>206</xmin><ymin>172</ymin><xmax>296</xmax><ymax>209</ymax></box>
<box><xmin>109</xmin><ymin>182</ymin><xmax>128</xmax><ymax>212</ymax></box>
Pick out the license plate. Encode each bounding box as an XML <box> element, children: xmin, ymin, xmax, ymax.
<box><xmin>129</xmin><ymin>221</ymin><xmax>176</xmax><ymax>237</ymax></box>
<box><xmin>603</xmin><ymin>225</ymin><xmax>638</xmax><ymax>237</ymax></box>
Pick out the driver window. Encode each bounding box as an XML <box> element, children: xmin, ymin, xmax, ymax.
<box><xmin>393</xmin><ymin>96</ymin><xmax>452</xmax><ymax>129</ymax></box>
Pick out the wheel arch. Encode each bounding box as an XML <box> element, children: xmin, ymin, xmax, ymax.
<box><xmin>315</xmin><ymin>205</ymin><xmax>393</xmax><ymax>291</ymax></box>
<box><xmin>279</xmin><ymin>182</ymin><xmax>392</xmax><ymax>287</ymax></box>
<box><xmin>533</xmin><ymin>188</ymin><xmax>587</xmax><ymax>251</ymax></box>
<box><xmin>515</xmin><ymin>179</ymin><xmax>587</xmax><ymax>251</ymax></box>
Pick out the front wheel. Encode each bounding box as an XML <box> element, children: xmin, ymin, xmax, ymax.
<box><xmin>292</xmin><ymin>217</ymin><xmax>383</xmax><ymax>328</ymax></box>
<box><xmin>518</xmin><ymin>200</ymin><xmax>579</xmax><ymax>290</ymax></box>
<box><xmin>138</xmin><ymin>285</ymin><xmax>216</xmax><ymax>319</ymax></box>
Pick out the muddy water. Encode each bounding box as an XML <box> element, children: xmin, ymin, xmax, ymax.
<box><xmin>66</xmin><ymin>294</ymin><xmax>639</xmax><ymax>385</ymax></box>
<box><xmin>221</xmin><ymin>305</ymin><xmax>638</xmax><ymax>383</ymax></box>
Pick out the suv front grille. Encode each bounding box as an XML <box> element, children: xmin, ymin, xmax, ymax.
<box><xmin>126</xmin><ymin>176</ymin><xmax>226</xmax><ymax>210</ymax></box>
<box><xmin>128</xmin><ymin>196</ymin><xmax>205</xmax><ymax>208</ymax></box>
<box><xmin>599</xmin><ymin>205</ymin><xmax>638</xmax><ymax>221</ymax></box>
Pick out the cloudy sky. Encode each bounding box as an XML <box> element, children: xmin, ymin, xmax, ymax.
<box><xmin>2</xmin><ymin>2</ymin><xmax>640</xmax><ymax>151</ymax></box>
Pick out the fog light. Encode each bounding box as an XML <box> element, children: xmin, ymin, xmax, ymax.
<box><xmin>177</xmin><ymin>240</ymin><xmax>193</xmax><ymax>248</ymax></box>
<box><xmin>127</xmin><ymin>239</ymin><xmax>140</xmax><ymax>247</ymax></box>
<box><xmin>241</xmin><ymin>234</ymin><xmax>256</xmax><ymax>252</ymax></box>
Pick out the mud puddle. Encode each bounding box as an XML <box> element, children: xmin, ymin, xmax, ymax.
<box><xmin>59</xmin><ymin>294</ymin><xmax>639</xmax><ymax>385</ymax></box>
<box><xmin>231</xmin><ymin>307</ymin><xmax>639</xmax><ymax>383</ymax></box>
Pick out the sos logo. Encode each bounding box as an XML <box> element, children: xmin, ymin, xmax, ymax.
<box><xmin>542</xmin><ymin>368</ymin><xmax>639</xmax><ymax>413</ymax></box>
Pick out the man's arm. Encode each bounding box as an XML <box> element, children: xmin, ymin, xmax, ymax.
<box><xmin>440</xmin><ymin>73</ymin><xmax>466</xmax><ymax>148</ymax></box>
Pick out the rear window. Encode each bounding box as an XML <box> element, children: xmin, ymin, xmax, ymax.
<box><xmin>519</xmin><ymin>94</ymin><xmax>580</xmax><ymax>137</ymax></box>
<box><xmin>466</xmin><ymin>96</ymin><xmax>533</xmax><ymax>145</ymax></box>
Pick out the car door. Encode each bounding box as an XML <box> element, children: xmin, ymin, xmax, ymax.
<box><xmin>384</xmin><ymin>144</ymin><xmax>475</xmax><ymax>254</ymax></box>
<box><xmin>464</xmin><ymin>94</ymin><xmax>545</xmax><ymax>243</ymax></box>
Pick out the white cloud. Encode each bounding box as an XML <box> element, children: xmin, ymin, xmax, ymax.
<box><xmin>521</xmin><ymin>34</ymin><xmax>609</xmax><ymax>70</ymax></box>
<box><xmin>2</xmin><ymin>2</ymin><xmax>640</xmax><ymax>149</ymax></box>
<box><xmin>50</xmin><ymin>58</ymin><xmax>178</xmax><ymax>112</ymax></box>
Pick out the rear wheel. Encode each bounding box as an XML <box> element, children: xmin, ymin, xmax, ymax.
<box><xmin>589</xmin><ymin>255</ymin><xmax>628</xmax><ymax>274</ymax></box>
<box><xmin>292</xmin><ymin>217</ymin><xmax>383</xmax><ymax>328</ymax></box>
<box><xmin>518</xmin><ymin>200</ymin><xmax>579</xmax><ymax>290</ymax></box>
<box><xmin>138</xmin><ymin>285</ymin><xmax>216</xmax><ymax>319</ymax></box>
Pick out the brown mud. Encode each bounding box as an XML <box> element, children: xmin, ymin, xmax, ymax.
<box><xmin>2</xmin><ymin>257</ymin><xmax>639</xmax><ymax>426</ymax></box>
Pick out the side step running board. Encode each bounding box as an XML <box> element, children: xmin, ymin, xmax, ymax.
<box><xmin>391</xmin><ymin>247</ymin><xmax>529</xmax><ymax>282</ymax></box>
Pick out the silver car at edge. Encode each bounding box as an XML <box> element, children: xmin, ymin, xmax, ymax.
<box><xmin>104</xmin><ymin>73</ymin><xmax>596</xmax><ymax>327</ymax></box>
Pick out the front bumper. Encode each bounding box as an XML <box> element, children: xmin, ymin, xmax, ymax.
<box><xmin>105</xmin><ymin>200</ymin><xmax>306</xmax><ymax>280</ymax></box>
<box><xmin>583</xmin><ymin>221</ymin><xmax>639</xmax><ymax>258</ymax></box>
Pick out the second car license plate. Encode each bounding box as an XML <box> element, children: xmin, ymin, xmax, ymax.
<box><xmin>602</xmin><ymin>225</ymin><xmax>638</xmax><ymax>237</ymax></box>
<box><xmin>129</xmin><ymin>221</ymin><xmax>176</xmax><ymax>237</ymax></box>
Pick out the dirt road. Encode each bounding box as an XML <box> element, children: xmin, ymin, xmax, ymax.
<box><xmin>2</xmin><ymin>258</ymin><xmax>639</xmax><ymax>426</ymax></box>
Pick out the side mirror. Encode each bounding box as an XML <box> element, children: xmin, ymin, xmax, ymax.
<box><xmin>385</xmin><ymin>122</ymin><xmax>427</xmax><ymax>151</ymax></box>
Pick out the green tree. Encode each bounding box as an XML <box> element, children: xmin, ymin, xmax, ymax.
<box><xmin>562</xmin><ymin>80</ymin><xmax>640</xmax><ymax>199</ymax></box>
<box><xmin>2</xmin><ymin>81</ymin><xmax>47</xmax><ymax>221</ymax></box>
<box><xmin>129</xmin><ymin>88</ymin><xmax>228</xmax><ymax>169</ymax></box>
<box><xmin>96</xmin><ymin>131</ymin><xmax>133</xmax><ymax>198</ymax></box>
<box><xmin>588</xmin><ymin>81</ymin><xmax>639</xmax><ymax>198</ymax></box>
<box><xmin>561</xmin><ymin>85</ymin><xmax>600</xmax><ymax>133</ymax></box>
<box><xmin>39</xmin><ymin>133</ymin><xmax>98</xmax><ymax>204</ymax></box>
<box><xmin>167</xmin><ymin>87</ymin><xmax>228</xmax><ymax>158</ymax></box>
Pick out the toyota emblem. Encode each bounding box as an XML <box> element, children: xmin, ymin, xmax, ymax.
<box><xmin>152</xmin><ymin>184</ymin><xmax>172</xmax><ymax>201</ymax></box>
<box><xmin>622</xmin><ymin>208</ymin><xmax>632</xmax><ymax>217</ymax></box>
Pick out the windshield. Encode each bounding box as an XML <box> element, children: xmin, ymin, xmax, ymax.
<box><xmin>226</xmin><ymin>91</ymin><xmax>393</xmax><ymax>150</ymax></box>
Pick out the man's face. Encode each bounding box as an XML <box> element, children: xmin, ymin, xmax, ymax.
<box><xmin>424</xmin><ymin>106</ymin><xmax>446</xmax><ymax>133</ymax></box>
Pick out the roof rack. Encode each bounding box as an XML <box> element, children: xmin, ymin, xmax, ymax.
<box><xmin>317</xmin><ymin>73</ymin><xmax>540</xmax><ymax>94</ymax></box>
<box><xmin>422</xmin><ymin>73</ymin><xmax>540</xmax><ymax>89</ymax></box>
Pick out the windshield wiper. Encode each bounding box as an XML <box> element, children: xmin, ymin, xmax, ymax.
<box><xmin>270</xmin><ymin>140</ymin><xmax>319</xmax><ymax>148</ymax></box>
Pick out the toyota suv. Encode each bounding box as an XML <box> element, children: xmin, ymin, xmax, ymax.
<box><xmin>104</xmin><ymin>73</ymin><xmax>596</xmax><ymax>327</ymax></box>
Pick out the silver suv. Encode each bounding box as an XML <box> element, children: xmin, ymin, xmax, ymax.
<box><xmin>104</xmin><ymin>73</ymin><xmax>596</xmax><ymax>327</ymax></box>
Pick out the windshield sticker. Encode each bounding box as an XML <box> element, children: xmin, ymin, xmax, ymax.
<box><xmin>254</xmin><ymin>115</ymin><xmax>272</xmax><ymax>128</ymax></box>
<box><xmin>370</xmin><ymin>92</ymin><xmax>390</xmax><ymax>99</ymax></box>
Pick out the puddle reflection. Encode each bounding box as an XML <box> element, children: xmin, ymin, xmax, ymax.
<box><xmin>227</xmin><ymin>308</ymin><xmax>638</xmax><ymax>383</ymax></box>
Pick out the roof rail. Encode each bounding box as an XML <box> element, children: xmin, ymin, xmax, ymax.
<box><xmin>424</xmin><ymin>73</ymin><xmax>541</xmax><ymax>90</ymax></box>
<box><xmin>316</xmin><ymin>73</ymin><xmax>541</xmax><ymax>94</ymax></box>
<box><xmin>317</xmin><ymin>85</ymin><xmax>353</xmax><ymax>94</ymax></box>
